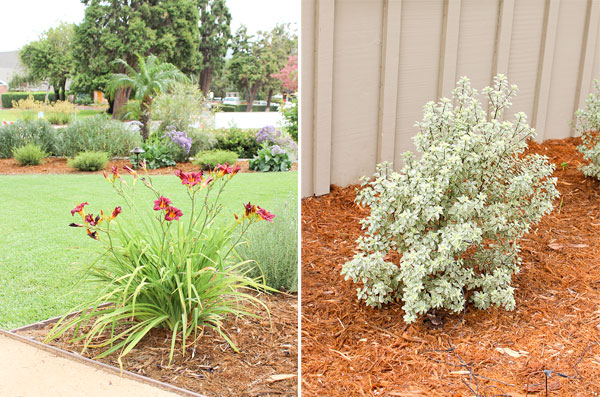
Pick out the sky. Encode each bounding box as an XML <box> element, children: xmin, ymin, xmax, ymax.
<box><xmin>0</xmin><ymin>0</ymin><xmax>299</xmax><ymax>53</ymax></box>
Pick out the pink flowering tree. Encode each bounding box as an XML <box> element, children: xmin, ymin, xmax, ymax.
<box><xmin>272</xmin><ymin>55</ymin><xmax>298</xmax><ymax>93</ymax></box>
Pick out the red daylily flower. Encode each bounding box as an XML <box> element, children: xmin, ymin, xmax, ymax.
<box><xmin>244</xmin><ymin>202</ymin><xmax>256</xmax><ymax>217</ymax></box>
<box><xmin>87</xmin><ymin>229</ymin><xmax>99</xmax><ymax>240</ymax></box>
<box><xmin>69</xmin><ymin>223</ymin><xmax>84</xmax><ymax>227</ymax></box>
<box><xmin>153</xmin><ymin>196</ymin><xmax>172</xmax><ymax>211</ymax></box>
<box><xmin>175</xmin><ymin>169</ymin><xmax>185</xmax><ymax>181</ymax></box>
<box><xmin>110</xmin><ymin>206</ymin><xmax>122</xmax><ymax>220</ymax></box>
<box><xmin>123</xmin><ymin>165</ymin><xmax>137</xmax><ymax>179</ymax></box>
<box><xmin>71</xmin><ymin>202</ymin><xmax>88</xmax><ymax>216</ymax></box>
<box><xmin>215</xmin><ymin>163</ymin><xmax>241</xmax><ymax>178</ymax></box>
<box><xmin>85</xmin><ymin>213</ymin><xmax>102</xmax><ymax>226</ymax></box>
<box><xmin>164</xmin><ymin>206</ymin><xmax>183</xmax><ymax>221</ymax></box>
<box><xmin>256</xmin><ymin>206</ymin><xmax>275</xmax><ymax>222</ymax></box>
<box><xmin>182</xmin><ymin>171</ymin><xmax>203</xmax><ymax>187</ymax></box>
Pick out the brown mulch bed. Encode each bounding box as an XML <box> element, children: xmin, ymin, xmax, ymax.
<box><xmin>18</xmin><ymin>293</ymin><xmax>298</xmax><ymax>397</ymax></box>
<box><xmin>301</xmin><ymin>137</ymin><xmax>600</xmax><ymax>396</ymax></box>
<box><xmin>0</xmin><ymin>158</ymin><xmax>298</xmax><ymax>175</ymax></box>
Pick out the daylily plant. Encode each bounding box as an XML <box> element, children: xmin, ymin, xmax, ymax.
<box><xmin>52</xmin><ymin>161</ymin><xmax>275</xmax><ymax>366</ymax></box>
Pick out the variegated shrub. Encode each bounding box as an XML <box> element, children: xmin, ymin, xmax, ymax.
<box><xmin>575</xmin><ymin>79</ymin><xmax>600</xmax><ymax>179</ymax></box>
<box><xmin>342</xmin><ymin>75</ymin><xmax>559</xmax><ymax>323</ymax></box>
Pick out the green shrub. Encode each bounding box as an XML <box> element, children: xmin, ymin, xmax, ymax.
<box><xmin>58</xmin><ymin>116</ymin><xmax>141</xmax><ymax>157</ymax></box>
<box><xmin>0</xmin><ymin>119</ymin><xmax>59</xmax><ymax>158</ymax></box>
<box><xmin>341</xmin><ymin>75</ymin><xmax>559</xmax><ymax>323</ymax></box>
<box><xmin>249</xmin><ymin>143</ymin><xmax>292</xmax><ymax>172</ymax></box>
<box><xmin>13</xmin><ymin>143</ymin><xmax>47</xmax><ymax>165</ymax></box>
<box><xmin>213</xmin><ymin>127</ymin><xmax>260</xmax><ymax>158</ymax></box>
<box><xmin>134</xmin><ymin>139</ymin><xmax>176</xmax><ymax>169</ymax></box>
<box><xmin>67</xmin><ymin>151</ymin><xmax>110</xmax><ymax>171</ymax></box>
<box><xmin>575</xmin><ymin>79</ymin><xmax>600</xmax><ymax>179</ymax></box>
<box><xmin>74</xmin><ymin>93</ymin><xmax>93</xmax><ymax>105</ymax></box>
<box><xmin>282</xmin><ymin>99</ymin><xmax>298</xmax><ymax>141</ymax></box>
<box><xmin>152</xmin><ymin>82</ymin><xmax>206</xmax><ymax>132</ymax></box>
<box><xmin>238</xmin><ymin>198</ymin><xmax>298</xmax><ymax>292</ymax></box>
<box><xmin>1</xmin><ymin>92</ymin><xmax>56</xmax><ymax>108</ymax></box>
<box><xmin>193</xmin><ymin>149</ymin><xmax>238</xmax><ymax>170</ymax></box>
<box><xmin>189</xmin><ymin>128</ymin><xmax>217</xmax><ymax>156</ymax></box>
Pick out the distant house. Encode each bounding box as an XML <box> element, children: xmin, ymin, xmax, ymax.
<box><xmin>0</xmin><ymin>80</ymin><xmax>7</xmax><ymax>94</ymax></box>
<box><xmin>0</xmin><ymin>51</ymin><xmax>21</xmax><ymax>87</ymax></box>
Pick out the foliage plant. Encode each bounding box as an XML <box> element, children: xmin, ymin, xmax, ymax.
<box><xmin>255</xmin><ymin>125</ymin><xmax>297</xmax><ymax>160</ymax></box>
<box><xmin>107</xmin><ymin>54</ymin><xmax>188</xmax><ymax>141</ymax></box>
<box><xmin>0</xmin><ymin>119</ymin><xmax>58</xmax><ymax>158</ymax></box>
<box><xmin>249</xmin><ymin>143</ymin><xmax>292</xmax><ymax>172</ymax></box>
<box><xmin>213</xmin><ymin>127</ymin><xmax>260</xmax><ymax>158</ymax></box>
<box><xmin>46</xmin><ymin>163</ymin><xmax>275</xmax><ymax>364</ymax></box>
<box><xmin>12</xmin><ymin>96</ymin><xmax>78</xmax><ymax>125</ymax></box>
<box><xmin>133</xmin><ymin>138</ymin><xmax>177</xmax><ymax>169</ymax></box>
<box><xmin>58</xmin><ymin>116</ymin><xmax>141</xmax><ymax>157</ymax></box>
<box><xmin>151</xmin><ymin>81</ymin><xmax>207</xmax><ymax>133</ymax></box>
<box><xmin>281</xmin><ymin>98</ymin><xmax>298</xmax><ymax>142</ymax></box>
<box><xmin>163</xmin><ymin>126</ymin><xmax>193</xmax><ymax>162</ymax></box>
<box><xmin>341</xmin><ymin>75</ymin><xmax>559</xmax><ymax>323</ymax></box>
<box><xmin>13</xmin><ymin>143</ymin><xmax>47</xmax><ymax>166</ymax></box>
<box><xmin>237</xmin><ymin>197</ymin><xmax>298</xmax><ymax>292</ymax></box>
<box><xmin>68</xmin><ymin>151</ymin><xmax>110</xmax><ymax>171</ymax></box>
<box><xmin>193</xmin><ymin>149</ymin><xmax>239</xmax><ymax>170</ymax></box>
<box><xmin>575</xmin><ymin>79</ymin><xmax>600</xmax><ymax>179</ymax></box>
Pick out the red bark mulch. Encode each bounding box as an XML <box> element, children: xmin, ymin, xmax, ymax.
<box><xmin>19</xmin><ymin>293</ymin><xmax>298</xmax><ymax>397</ymax></box>
<box><xmin>301</xmin><ymin>137</ymin><xmax>600</xmax><ymax>396</ymax></box>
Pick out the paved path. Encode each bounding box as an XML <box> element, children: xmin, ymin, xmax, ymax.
<box><xmin>0</xmin><ymin>332</ymin><xmax>183</xmax><ymax>397</ymax></box>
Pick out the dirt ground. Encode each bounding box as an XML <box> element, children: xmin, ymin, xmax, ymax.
<box><xmin>301</xmin><ymin>137</ymin><xmax>600</xmax><ymax>396</ymax></box>
<box><xmin>0</xmin><ymin>157</ymin><xmax>298</xmax><ymax>175</ymax></box>
<box><xmin>18</xmin><ymin>293</ymin><xmax>298</xmax><ymax>397</ymax></box>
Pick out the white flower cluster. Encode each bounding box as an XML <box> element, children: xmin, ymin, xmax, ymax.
<box><xmin>341</xmin><ymin>75</ymin><xmax>559</xmax><ymax>323</ymax></box>
<box><xmin>575</xmin><ymin>80</ymin><xmax>600</xmax><ymax>179</ymax></box>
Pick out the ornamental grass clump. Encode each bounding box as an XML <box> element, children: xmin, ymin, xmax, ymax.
<box><xmin>47</xmin><ymin>161</ymin><xmax>275</xmax><ymax>365</ymax></box>
<box><xmin>341</xmin><ymin>75</ymin><xmax>559</xmax><ymax>323</ymax></box>
<box><xmin>575</xmin><ymin>79</ymin><xmax>600</xmax><ymax>179</ymax></box>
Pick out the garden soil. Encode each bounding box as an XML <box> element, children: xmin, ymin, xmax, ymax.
<box><xmin>302</xmin><ymin>137</ymin><xmax>600</xmax><ymax>396</ymax></box>
<box><xmin>17</xmin><ymin>293</ymin><xmax>298</xmax><ymax>396</ymax></box>
<box><xmin>0</xmin><ymin>158</ymin><xmax>298</xmax><ymax>175</ymax></box>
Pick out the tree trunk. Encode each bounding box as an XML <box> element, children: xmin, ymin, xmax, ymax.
<box><xmin>60</xmin><ymin>79</ymin><xmax>67</xmax><ymax>101</ymax></box>
<box><xmin>139</xmin><ymin>96</ymin><xmax>152</xmax><ymax>141</ymax></box>
<box><xmin>199</xmin><ymin>67</ymin><xmax>214</xmax><ymax>95</ymax></box>
<box><xmin>112</xmin><ymin>87</ymin><xmax>131</xmax><ymax>120</ymax></box>
<box><xmin>246</xmin><ymin>83</ymin><xmax>260</xmax><ymax>112</ymax></box>
<box><xmin>266</xmin><ymin>88</ymin><xmax>273</xmax><ymax>112</ymax></box>
<box><xmin>53</xmin><ymin>85</ymin><xmax>60</xmax><ymax>103</ymax></box>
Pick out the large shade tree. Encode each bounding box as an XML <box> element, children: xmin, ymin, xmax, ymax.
<box><xmin>72</xmin><ymin>0</ymin><xmax>201</xmax><ymax>116</ymax></box>
<box><xmin>197</xmin><ymin>0</ymin><xmax>232</xmax><ymax>95</ymax></box>
<box><xmin>228</xmin><ymin>24</ymin><xmax>297</xmax><ymax>111</ymax></box>
<box><xmin>107</xmin><ymin>55</ymin><xmax>187</xmax><ymax>141</ymax></box>
<box><xmin>20</xmin><ymin>23</ymin><xmax>74</xmax><ymax>100</ymax></box>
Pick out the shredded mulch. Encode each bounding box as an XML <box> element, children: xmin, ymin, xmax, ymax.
<box><xmin>0</xmin><ymin>158</ymin><xmax>298</xmax><ymax>175</ymax></box>
<box><xmin>18</xmin><ymin>293</ymin><xmax>298</xmax><ymax>397</ymax></box>
<box><xmin>301</xmin><ymin>137</ymin><xmax>600</xmax><ymax>396</ymax></box>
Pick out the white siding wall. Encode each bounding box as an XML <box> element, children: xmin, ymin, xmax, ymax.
<box><xmin>302</xmin><ymin>0</ymin><xmax>600</xmax><ymax>196</ymax></box>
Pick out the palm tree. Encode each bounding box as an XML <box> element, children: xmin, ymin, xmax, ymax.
<box><xmin>107</xmin><ymin>55</ymin><xmax>188</xmax><ymax>141</ymax></box>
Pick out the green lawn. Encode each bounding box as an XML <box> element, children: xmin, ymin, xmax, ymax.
<box><xmin>0</xmin><ymin>172</ymin><xmax>297</xmax><ymax>329</ymax></box>
<box><xmin>0</xmin><ymin>108</ymin><xmax>106</xmax><ymax>122</ymax></box>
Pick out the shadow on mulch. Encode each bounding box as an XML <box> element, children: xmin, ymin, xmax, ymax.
<box><xmin>0</xmin><ymin>158</ymin><xmax>298</xmax><ymax>175</ymax></box>
<box><xmin>19</xmin><ymin>293</ymin><xmax>298</xmax><ymax>397</ymax></box>
<box><xmin>301</xmin><ymin>137</ymin><xmax>600</xmax><ymax>396</ymax></box>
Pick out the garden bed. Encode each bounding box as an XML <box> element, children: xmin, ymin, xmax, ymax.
<box><xmin>0</xmin><ymin>157</ymin><xmax>298</xmax><ymax>175</ymax></box>
<box><xmin>301</xmin><ymin>137</ymin><xmax>600</xmax><ymax>396</ymax></box>
<box><xmin>15</xmin><ymin>293</ymin><xmax>298</xmax><ymax>397</ymax></box>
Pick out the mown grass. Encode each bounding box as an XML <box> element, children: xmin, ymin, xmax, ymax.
<box><xmin>0</xmin><ymin>172</ymin><xmax>297</xmax><ymax>329</ymax></box>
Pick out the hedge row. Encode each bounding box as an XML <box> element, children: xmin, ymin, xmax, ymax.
<box><xmin>1</xmin><ymin>92</ymin><xmax>57</xmax><ymax>108</ymax></box>
<box><xmin>219</xmin><ymin>104</ymin><xmax>280</xmax><ymax>112</ymax></box>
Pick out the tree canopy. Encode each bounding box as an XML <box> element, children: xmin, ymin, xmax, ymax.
<box><xmin>20</xmin><ymin>23</ymin><xmax>74</xmax><ymax>100</ymax></box>
<box><xmin>71</xmin><ymin>0</ymin><xmax>201</xmax><ymax>114</ymax></box>
<box><xmin>198</xmin><ymin>0</ymin><xmax>232</xmax><ymax>94</ymax></box>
